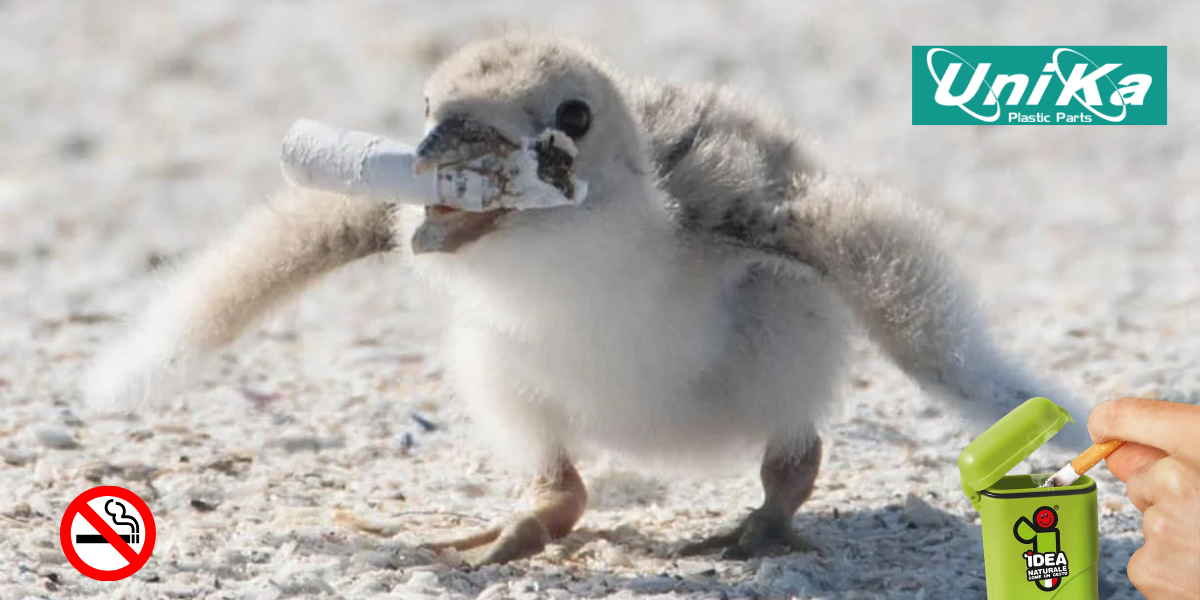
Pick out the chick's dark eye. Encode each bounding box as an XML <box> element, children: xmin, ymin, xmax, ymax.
<box><xmin>423</xmin><ymin>97</ymin><xmax>430</xmax><ymax>118</ymax></box>
<box><xmin>555</xmin><ymin>99</ymin><xmax>591</xmax><ymax>139</ymax></box>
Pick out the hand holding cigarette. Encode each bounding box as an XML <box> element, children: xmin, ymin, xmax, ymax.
<box><xmin>1088</xmin><ymin>397</ymin><xmax>1199</xmax><ymax>600</ymax></box>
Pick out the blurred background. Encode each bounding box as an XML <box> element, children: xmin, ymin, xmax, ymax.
<box><xmin>1</xmin><ymin>1</ymin><xmax>1195</xmax><ymax>599</ymax></box>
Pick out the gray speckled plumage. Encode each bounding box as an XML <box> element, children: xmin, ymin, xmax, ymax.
<box><xmin>633</xmin><ymin>81</ymin><xmax>812</xmax><ymax>241</ymax></box>
<box><xmin>631</xmin><ymin>76</ymin><xmax>1082</xmax><ymax>447</ymax></box>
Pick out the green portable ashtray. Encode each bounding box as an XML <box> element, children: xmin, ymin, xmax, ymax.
<box><xmin>959</xmin><ymin>397</ymin><xmax>1099</xmax><ymax>599</ymax></box>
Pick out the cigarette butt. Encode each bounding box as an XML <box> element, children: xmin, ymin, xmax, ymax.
<box><xmin>1041</xmin><ymin>439</ymin><xmax>1125</xmax><ymax>487</ymax></box>
<box><xmin>279</xmin><ymin>120</ymin><xmax>587</xmax><ymax>212</ymax></box>
<box><xmin>75</xmin><ymin>534</ymin><xmax>139</xmax><ymax>544</ymax></box>
<box><xmin>1070</xmin><ymin>439</ymin><xmax>1125</xmax><ymax>474</ymax></box>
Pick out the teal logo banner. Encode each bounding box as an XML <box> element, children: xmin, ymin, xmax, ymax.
<box><xmin>912</xmin><ymin>46</ymin><xmax>1166</xmax><ymax>125</ymax></box>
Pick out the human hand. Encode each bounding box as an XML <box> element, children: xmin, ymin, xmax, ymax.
<box><xmin>1088</xmin><ymin>397</ymin><xmax>1200</xmax><ymax>600</ymax></box>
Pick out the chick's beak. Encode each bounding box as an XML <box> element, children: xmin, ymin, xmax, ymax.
<box><xmin>411</xmin><ymin>115</ymin><xmax>517</xmax><ymax>254</ymax></box>
<box><xmin>413</xmin><ymin>115</ymin><xmax>518</xmax><ymax>174</ymax></box>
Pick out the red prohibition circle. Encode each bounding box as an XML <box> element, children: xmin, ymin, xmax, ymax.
<box><xmin>59</xmin><ymin>486</ymin><xmax>157</xmax><ymax>581</ymax></box>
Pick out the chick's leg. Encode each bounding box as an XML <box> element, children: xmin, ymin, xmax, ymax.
<box><xmin>424</xmin><ymin>456</ymin><xmax>587</xmax><ymax>566</ymax></box>
<box><xmin>679</xmin><ymin>433</ymin><xmax>822</xmax><ymax>559</ymax></box>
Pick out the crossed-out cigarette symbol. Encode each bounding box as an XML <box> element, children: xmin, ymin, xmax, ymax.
<box><xmin>75</xmin><ymin>499</ymin><xmax>140</xmax><ymax>545</ymax></box>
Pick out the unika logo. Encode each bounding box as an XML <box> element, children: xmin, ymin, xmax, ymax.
<box><xmin>1014</xmin><ymin>506</ymin><xmax>1070</xmax><ymax>591</ymax></box>
<box><xmin>912</xmin><ymin>46</ymin><xmax>1167</xmax><ymax>125</ymax></box>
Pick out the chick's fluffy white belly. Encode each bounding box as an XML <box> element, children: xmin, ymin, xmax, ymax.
<box><xmin>405</xmin><ymin>206</ymin><xmax>849</xmax><ymax>459</ymax></box>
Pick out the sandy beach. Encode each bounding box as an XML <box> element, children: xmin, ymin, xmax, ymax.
<box><xmin>1</xmin><ymin>1</ymin><xmax>1196</xmax><ymax>598</ymax></box>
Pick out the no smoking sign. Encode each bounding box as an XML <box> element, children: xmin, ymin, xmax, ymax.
<box><xmin>60</xmin><ymin>486</ymin><xmax>156</xmax><ymax>581</ymax></box>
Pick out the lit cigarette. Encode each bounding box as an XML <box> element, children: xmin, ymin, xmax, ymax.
<box><xmin>1040</xmin><ymin>439</ymin><xmax>1125</xmax><ymax>488</ymax></box>
<box><xmin>279</xmin><ymin>119</ymin><xmax>587</xmax><ymax>211</ymax></box>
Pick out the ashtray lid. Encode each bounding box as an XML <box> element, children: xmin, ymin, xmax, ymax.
<box><xmin>958</xmin><ymin>397</ymin><xmax>1074</xmax><ymax>502</ymax></box>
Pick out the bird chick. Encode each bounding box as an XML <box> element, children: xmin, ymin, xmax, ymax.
<box><xmin>85</xmin><ymin>34</ymin><xmax>1090</xmax><ymax>565</ymax></box>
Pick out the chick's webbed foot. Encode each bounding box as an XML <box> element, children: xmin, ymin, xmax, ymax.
<box><xmin>677</xmin><ymin>507</ymin><xmax>812</xmax><ymax>559</ymax></box>
<box><xmin>679</xmin><ymin>433</ymin><xmax>822</xmax><ymax>560</ymax></box>
<box><xmin>422</xmin><ymin>457</ymin><xmax>587</xmax><ymax>566</ymax></box>
<box><xmin>424</xmin><ymin>514</ymin><xmax>552</xmax><ymax>566</ymax></box>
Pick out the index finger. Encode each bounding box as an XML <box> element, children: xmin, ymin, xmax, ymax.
<box><xmin>1088</xmin><ymin>398</ymin><xmax>1200</xmax><ymax>463</ymax></box>
<box><xmin>1101</xmin><ymin>442</ymin><xmax>1169</xmax><ymax>483</ymax></box>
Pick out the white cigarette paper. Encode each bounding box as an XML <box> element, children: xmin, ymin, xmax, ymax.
<box><xmin>280</xmin><ymin>119</ymin><xmax>587</xmax><ymax>212</ymax></box>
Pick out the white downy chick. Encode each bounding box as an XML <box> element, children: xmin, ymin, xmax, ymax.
<box><xmin>85</xmin><ymin>34</ymin><xmax>1091</xmax><ymax>564</ymax></box>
